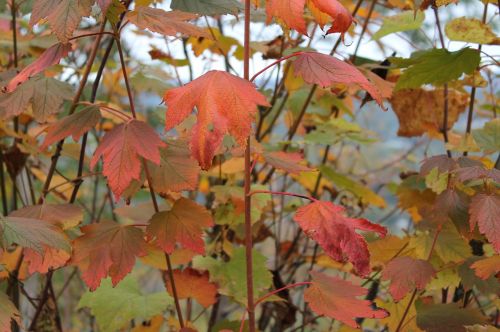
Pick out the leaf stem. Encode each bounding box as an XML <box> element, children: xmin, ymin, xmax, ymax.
<box><xmin>69</xmin><ymin>31</ymin><xmax>115</xmax><ymax>41</ymax></box>
<box><xmin>114</xmin><ymin>35</ymin><xmax>137</xmax><ymax>118</ymax></box>
<box><xmin>248</xmin><ymin>190</ymin><xmax>317</xmax><ymax>202</ymax></box>
<box><xmin>250</xmin><ymin>52</ymin><xmax>302</xmax><ymax>83</ymax></box>
<box><xmin>243</xmin><ymin>0</ymin><xmax>256</xmax><ymax>331</ymax></box>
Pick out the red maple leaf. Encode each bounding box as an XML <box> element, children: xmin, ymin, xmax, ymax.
<box><xmin>147</xmin><ymin>198</ymin><xmax>213</xmax><ymax>254</ymax></box>
<box><xmin>382</xmin><ymin>256</ymin><xmax>435</xmax><ymax>301</ymax></box>
<box><xmin>5</xmin><ymin>43</ymin><xmax>72</xmax><ymax>92</ymax></box>
<box><xmin>293</xmin><ymin>200</ymin><xmax>386</xmax><ymax>276</ymax></box>
<box><xmin>469</xmin><ymin>193</ymin><xmax>500</xmax><ymax>253</ymax></box>
<box><xmin>163</xmin><ymin>71</ymin><xmax>269</xmax><ymax>169</ymax></box>
<box><xmin>90</xmin><ymin>119</ymin><xmax>166</xmax><ymax>200</ymax></box>
<box><xmin>305</xmin><ymin>271</ymin><xmax>388</xmax><ymax>328</ymax></box>
<box><xmin>292</xmin><ymin>51</ymin><xmax>384</xmax><ymax>107</ymax></box>
<box><xmin>71</xmin><ymin>220</ymin><xmax>147</xmax><ymax>291</ymax></box>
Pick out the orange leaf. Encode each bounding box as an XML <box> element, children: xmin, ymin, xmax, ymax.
<box><xmin>90</xmin><ymin>119</ymin><xmax>166</xmax><ymax>200</ymax></box>
<box><xmin>147</xmin><ymin>139</ymin><xmax>200</xmax><ymax>193</ymax></box>
<box><xmin>126</xmin><ymin>7</ymin><xmax>209</xmax><ymax>38</ymax></box>
<box><xmin>470</xmin><ymin>255</ymin><xmax>500</xmax><ymax>280</ymax></box>
<box><xmin>163</xmin><ymin>71</ymin><xmax>269</xmax><ymax>169</ymax></box>
<box><xmin>266</xmin><ymin>0</ymin><xmax>307</xmax><ymax>35</ymax></box>
<box><xmin>147</xmin><ymin>198</ymin><xmax>213</xmax><ymax>254</ymax></box>
<box><xmin>308</xmin><ymin>0</ymin><xmax>353</xmax><ymax>37</ymax></box>
<box><xmin>390</xmin><ymin>88</ymin><xmax>468</xmax><ymax>137</ymax></box>
<box><xmin>293</xmin><ymin>200</ymin><xmax>386</xmax><ymax>276</ymax></box>
<box><xmin>469</xmin><ymin>193</ymin><xmax>500</xmax><ymax>253</ymax></box>
<box><xmin>24</xmin><ymin>247</ymin><xmax>70</xmax><ymax>275</ymax></box>
<box><xmin>266</xmin><ymin>0</ymin><xmax>352</xmax><ymax>36</ymax></box>
<box><xmin>71</xmin><ymin>220</ymin><xmax>147</xmax><ymax>290</ymax></box>
<box><xmin>166</xmin><ymin>268</ymin><xmax>217</xmax><ymax>308</ymax></box>
<box><xmin>382</xmin><ymin>256</ymin><xmax>435</xmax><ymax>301</ymax></box>
<box><xmin>305</xmin><ymin>271</ymin><xmax>388</xmax><ymax>328</ymax></box>
<box><xmin>5</xmin><ymin>43</ymin><xmax>72</xmax><ymax>92</ymax></box>
<box><xmin>292</xmin><ymin>52</ymin><xmax>384</xmax><ymax>107</ymax></box>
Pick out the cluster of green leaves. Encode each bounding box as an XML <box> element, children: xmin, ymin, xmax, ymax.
<box><xmin>0</xmin><ymin>0</ymin><xmax>498</xmax><ymax>331</ymax></box>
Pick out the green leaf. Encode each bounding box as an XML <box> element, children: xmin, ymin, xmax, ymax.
<box><xmin>78</xmin><ymin>276</ymin><xmax>172</xmax><ymax>332</ymax></box>
<box><xmin>105</xmin><ymin>0</ymin><xmax>126</xmax><ymax>25</ymax></box>
<box><xmin>319</xmin><ymin>166</ymin><xmax>386</xmax><ymax>208</ymax></box>
<box><xmin>393</xmin><ymin>48</ymin><xmax>481</xmax><ymax>90</ymax></box>
<box><xmin>0</xmin><ymin>292</ymin><xmax>20</xmax><ymax>332</ymax></box>
<box><xmin>170</xmin><ymin>0</ymin><xmax>243</xmax><ymax>16</ymax></box>
<box><xmin>304</xmin><ymin>118</ymin><xmax>375</xmax><ymax>145</ymax></box>
<box><xmin>424</xmin><ymin>168</ymin><xmax>448</xmax><ymax>194</ymax></box>
<box><xmin>445</xmin><ymin>17</ymin><xmax>499</xmax><ymax>45</ymax></box>
<box><xmin>193</xmin><ymin>247</ymin><xmax>272</xmax><ymax>305</ymax></box>
<box><xmin>416</xmin><ymin>302</ymin><xmax>487</xmax><ymax>332</ymax></box>
<box><xmin>434</xmin><ymin>223</ymin><xmax>470</xmax><ymax>263</ymax></box>
<box><xmin>472</xmin><ymin>119</ymin><xmax>500</xmax><ymax>152</ymax></box>
<box><xmin>211</xmin><ymin>185</ymin><xmax>271</xmax><ymax>227</ymax></box>
<box><xmin>373</xmin><ymin>10</ymin><xmax>425</xmax><ymax>40</ymax></box>
<box><xmin>0</xmin><ymin>215</ymin><xmax>70</xmax><ymax>254</ymax></box>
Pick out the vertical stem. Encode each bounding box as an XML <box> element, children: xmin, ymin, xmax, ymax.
<box><xmin>352</xmin><ymin>0</ymin><xmax>377</xmax><ymax>63</ymax></box>
<box><xmin>0</xmin><ymin>151</ymin><xmax>8</xmax><ymax>215</ymax></box>
<box><xmin>11</xmin><ymin>0</ymin><xmax>18</xmax><ymax>67</ymax></box>
<box><xmin>433</xmin><ymin>5</ymin><xmax>452</xmax><ymax>158</ymax></box>
<box><xmin>463</xmin><ymin>2</ymin><xmax>488</xmax><ymax>157</ymax></box>
<box><xmin>115</xmin><ymin>32</ymin><xmax>185</xmax><ymax>328</ymax></box>
<box><xmin>243</xmin><ymin>1</ymin><xmax>255</xmax><ymax>331</ymax></box>
<box><xmin>165</xmin><ymin>252</ymin><xmax>185</xmax><ymax>327</ymax></box>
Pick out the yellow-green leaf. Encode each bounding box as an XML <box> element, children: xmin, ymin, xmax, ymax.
<box><xmin>445</xmin><ymin>17</ymin><xmax>499</xmax><ymax>45</ymax></box>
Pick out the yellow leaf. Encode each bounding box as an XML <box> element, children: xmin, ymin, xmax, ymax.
<box><xmin>369</xmin><ymin>236</ymin><xmax>411</xmax><ymax>267</ymax></box>
<box><xmin>377</xmin><ymin>293</ymin><xmax>423</xmax><ymax>332</ymax></box>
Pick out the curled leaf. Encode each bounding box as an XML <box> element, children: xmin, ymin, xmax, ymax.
<box><xmin>293</xmin><ymin>200</ymin><xmax>386</xmax><ymax>276</ymax></box>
